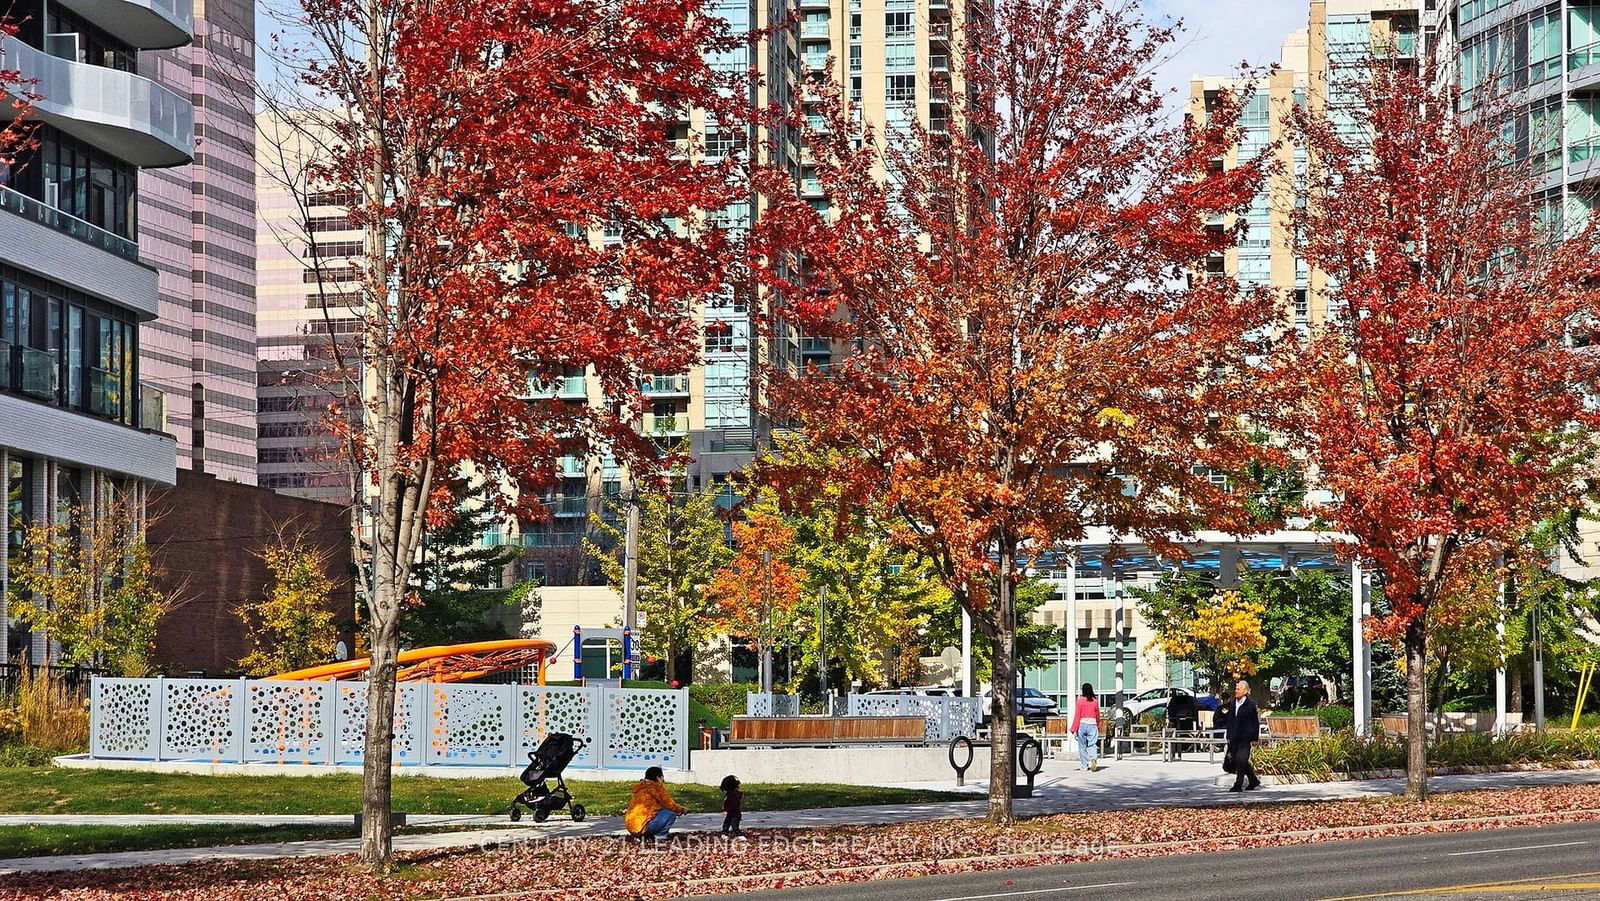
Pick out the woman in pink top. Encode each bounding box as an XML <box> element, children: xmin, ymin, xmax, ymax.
<box><xmin>1070</xmin><ymin>683</ymin><xmax>1101</xmax><ymax>771</ymax></box>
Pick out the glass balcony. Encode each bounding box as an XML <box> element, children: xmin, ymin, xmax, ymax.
<box><xmin>644</xmin><ymin>412</ymin><xmax>688</xmax><ymax>436</ymax></box>
<box><xmin>16</xmin><ymin>346</ymin><xmax>58</xmax><ymax>401</ymax></box>
<box><xmin>642</xmin><ymin>374</ymin><xmax>690</xmax><ymax>395</ymax></box>
<box><xmin>1374</xmin><ymin>31</ymin><xmax>1416</xmax><ymax>57</ymax></box>
<box><xmin>1571</xmin><ymin>141</ymin><xmax>1600</xmax><ymax>164</ymax></box>
<box><xmin>1573</xmin><ymin>41</ymin><xmax>1600</xmax><ymax>72</ymax></box>
<box><xmin>0</xmin><ymin>186</ymin><xmax>140</xmax><ymax>261</ymax></box>
<box><xmin>86</xmin><ymin>367</ymin><xmax>123</xmax><ymax>419</ymax></box>
<box><xmin>801</xmin><ymin>20</ymin><xmax>830</xmax><ymax>39</ymax></box>
<box><xmin>543</xmin><ymin>495</ymin><xmax>590</xmax><ymax>517</ymax></box>
<box><xmin>140</xmin><ymin>381</ymin><xmax>165</xmax><ymax>431</ymax></box>
<box><xmin>526</xmin><ymin>373</ymin><xmax>587</xmax><ymax>399</ymax></box>
<box><xmin>0</xmin><ymin>341</ymin><xmax>10</xmax><ymax>392</ymax></box>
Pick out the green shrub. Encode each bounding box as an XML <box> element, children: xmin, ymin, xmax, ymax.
<box><xmin>1254</xmin><ymin>730</ymin><xmax>1600</xmax><ymax>778</ymax></box>
<box><xmin>687</xmin><ymin>683</ymin><xmax>749</xmax><ymax>727</ymax></box>
<box><xmin>1442</xmin><ymin>694</ymin><xmax>1491</xmax><ymax>713</ymax></box>
<box><xmin>0</xmin><ymin>744</ymin><xmax>53</xmax><ymax>768</ymax></box>
<box><xmin>1275</xmin><ymin>706</ymin><xmax>1355</xmax><ymax>732</ymax></box>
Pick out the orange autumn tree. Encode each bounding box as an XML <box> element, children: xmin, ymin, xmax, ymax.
<box><xmin>709</xmin><ymin>497</ymin><xmax>807</xmax><ymax>691</ymax></box>
<box><xmin>752</xmin><ymin>0</ymin><xmax>1278</xmax><ymax>822</ymax></box>
<box><xmin>1284</xmin><ymin>58</ymin><xmax>1600</xmax><ymax>800</ymax></box>
<box><xmin>267</xmin><ymin>0</ymin><xmax>754</xmax><ymax>866</ymax></box>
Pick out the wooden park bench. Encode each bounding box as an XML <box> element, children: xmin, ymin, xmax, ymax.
<box><xmin>724</xmin><ymin>715</ymin><xmax>927</xmax><ymax>748</ymax></box>
<box><xmin>1263</xmin><ymin>715</ymin><xmax>1328</xmax><ymax>742</ymax></box>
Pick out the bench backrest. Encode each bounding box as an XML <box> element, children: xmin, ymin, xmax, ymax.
<box><xmin>1264</xmin><ymin>715</ymin><xmax>1321</xmax><ymax>736</ymax></box>
<box><xmin>728</xmin><ymin>716</ymin><xmax>925</xmax><ymax>742</ymax></box>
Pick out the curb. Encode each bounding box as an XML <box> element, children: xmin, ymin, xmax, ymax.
<box><xmin>1211</xmin><ymin>760</ymin><xmax>1600</xmax><ymax>787</ymax></box>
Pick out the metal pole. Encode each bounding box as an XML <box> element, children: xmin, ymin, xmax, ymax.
<box><xmin>1065</xmin><ymin>554</ymin><xmax>1078</xmax><ymax>697</ymax></box>
<box><xmin>960</xmin><ymin>606</ymin><xmax>972</xmax><ymax>697</ymax></box>
<box><xmin>817</xmin><ymin>584</ymin><xmax>828</xmax><ymax>696</ymax></box>
<box><xmin>1112</xmin><ymin>567</ymin><xmax>1126</xmax><ymax>708</ymax></box>
<box><xmin>1533</xmin><ymin>602</ymin><xmax>1545</xmax><ymax>733</ymax></box>
<box><xmin>761</xmin><ymin>550</ymin><xmax>772</xmax><ymax>694</ymax></box>
<box><xmin>1352</xmin><ymin>559</ymin><xmax>1370</xmax><ymax>735</ymax></box>
<box><xmin>1495</xmin><ymin>590</ymin><xmax>1508</xmax><ymax>735</ymax></box>
<box><xmin>622</xmin><ymin>495</ymin><xmax>639</xmax><ymax>680</ymax></box>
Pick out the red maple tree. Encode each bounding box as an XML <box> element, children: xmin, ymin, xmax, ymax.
<box><xmin>1284</xmin><ymin>58</ymin><xmax>1600</xmax><ymax>799</ymax></box>
<box><xmin>752</xmin><ymin>0</ymin><xmax>1278</xmax><ymax>822</ymax></box>
<box><xmin>266</xmin><ymin>0</ymin><xmax>754</xmax><ymax>864</ymax></box>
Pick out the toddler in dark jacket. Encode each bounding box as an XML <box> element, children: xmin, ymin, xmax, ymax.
<box><xmin>719</xmin><ymin>774</ymin><xmax>743</xmax><ymax>836</ymax></box>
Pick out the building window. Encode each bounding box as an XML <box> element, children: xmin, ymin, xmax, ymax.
<box><xmin>307</xmin><ymin>189</ymin><xmax>360</xmax><ymax>207</ymax></box>
<box><xmin>886</xmin><ymin>74</ymin><xmax>916</xmax><ymax>103</ymax></box>
<box><xmin>1</xmin><ymin>266</ymin><xmax>139</xmax><ymax>425</ymax></box>
<box><xmin>2</xmin><ymin>125</ymin><xmax>139</xmax><ymax>241</ymax></box>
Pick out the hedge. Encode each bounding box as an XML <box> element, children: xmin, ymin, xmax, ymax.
<box><xmin>1252</xmin><ymin>730</ymin><xmax>1600</xmax><ymax>781</ymax></box>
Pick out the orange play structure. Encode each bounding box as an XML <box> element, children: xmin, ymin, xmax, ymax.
<box><xmin>265</xmin><ymin>638</ymin><xmax>556</xmax><ymax>684</ymax></box>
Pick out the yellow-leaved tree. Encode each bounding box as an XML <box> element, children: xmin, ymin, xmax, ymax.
<box><xmin>239</xmin><ymin>539</ymin><xmax>339</xmax><ymax>676</ymax></box>
<box><xmin>9</xmin><ymin>499</ymin><xmax>167</xmax><ymax>676</ymax></box>
<box><xmin>1156</xmin><ymin>590</ymin><xmax>1266</xmax><ymax>695</ymax></box>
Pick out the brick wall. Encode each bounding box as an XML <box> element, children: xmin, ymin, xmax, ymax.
<box><xmin>147</xmin><ymin>469</ymin><xmax>355</xmax><ymax>674</ymax></box>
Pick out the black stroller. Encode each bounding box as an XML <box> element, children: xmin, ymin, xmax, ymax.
<box><xmin>510</xmin><ymin>732</ymin><xmax>587</xmax><ymax>823</ymax></box>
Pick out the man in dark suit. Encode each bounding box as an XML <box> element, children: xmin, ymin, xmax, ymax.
<box><xmin>1225</xmin><ymin>679</ymin><xmax>1261</xmax><ymax>792</ymax></box>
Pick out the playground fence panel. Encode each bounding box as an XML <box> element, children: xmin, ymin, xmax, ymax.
<box><xmin>846</xmin><ymin>694</ymin><xmax>980</xmax><ymax>741</ymax></box>
<box><xmin>88</xmin><ymin>677</ymin><xmax>685</xmax><ymax>770</ymax></box>
<box><xmin>745</xmin><ymin>692</ymin><xmax>800</xmax><ymax>717</ymax></box>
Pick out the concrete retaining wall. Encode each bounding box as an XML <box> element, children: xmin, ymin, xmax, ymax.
<box><xmin>683</xmin><ymin>745</ymin><xmax>988</xmax><ymax>786</ymax></box>
<box><xmin>56</xmin><ymin>744</ymin><xmax>982</xmax><ymax>788</ymax></box>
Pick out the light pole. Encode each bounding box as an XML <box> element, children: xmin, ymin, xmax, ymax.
<box><xmin>761</xmin><ymin>549</ymin><xmax>773</xmax><ymax>694</ymax></box>
<box><xmin>818</xmin><ymin>584</ymin><xmax>828</xmax><ymax>697</ymax></box>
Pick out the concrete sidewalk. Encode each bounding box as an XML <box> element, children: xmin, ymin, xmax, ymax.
<box><xmin>4</xmin><ymin>762</ymin><xmax>1599</xmax><ymax>875</ymax></box>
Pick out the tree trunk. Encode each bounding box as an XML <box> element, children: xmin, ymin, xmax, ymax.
<box><xmin>665</xmin><ymin>640</ymin><xmax>678</xmax><ymax>685</ymax></box>
<box><xmin>1404</xmin><ymin>616</ymin><xmax>1429</xmax><ymax>801</ymax></box>
<box><xmin>987</xmin><ymin>542</ymin><xmax>1017</xmax><ymax>826</ymax></box>
<box><xmin>360</xmin><ymin>561</ymin><xmax>401</xmax><ymax>866</ymax></box>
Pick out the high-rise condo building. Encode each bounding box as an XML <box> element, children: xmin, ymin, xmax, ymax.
<box><xmin>138</xmin><ymin>0</ymin><xmax>257</xmax><ymax>484</ymax></box>
<box><xmin>0</xmin><ymin>0</ymin><xmax>195</xmax><ymax>659</ymax></box>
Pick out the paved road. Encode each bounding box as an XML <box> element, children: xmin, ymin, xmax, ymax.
<box><xmin>739</xmin><ymin>819</ymin><xmax>1600</xmax><ymax>900</ymax></box>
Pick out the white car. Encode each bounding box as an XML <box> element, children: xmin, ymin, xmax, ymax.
<box><xmin>1111</xmin><ymin>686</ymin><xmax>1214</xmax><ymax>728</ymax></box>
<box><xmin>864</xmin><ymin>685</ymin><xmax>957</xmax><ymax>697</ymax></box>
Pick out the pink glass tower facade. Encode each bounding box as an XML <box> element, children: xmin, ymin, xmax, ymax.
<box><xmin>138</xmin><ymin>0</ymin><xmax>258</xmax><ymax>483</ymax></box>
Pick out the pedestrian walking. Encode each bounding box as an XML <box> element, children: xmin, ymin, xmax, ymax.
<box><xmin>1224</xmin><ymin>679</ymin><xmax>1261</xmax><ymax>792</ymax></box>
<box><xmin>1071</xmin><ymin>682</ymin><xmax>1101</xmax><ymax>771</ymax></box>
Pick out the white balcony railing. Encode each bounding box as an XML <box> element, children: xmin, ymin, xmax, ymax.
<box><xmin>1</xmin><ymin>35</ymin><xmax>194</xmax><ymax>167</ymax></box>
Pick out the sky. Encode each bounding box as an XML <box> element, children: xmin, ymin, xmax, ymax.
<box><xmin>1142</xmin><ymin>0</ymin><xmax>1310</xmax><ymax>105</ymax></box>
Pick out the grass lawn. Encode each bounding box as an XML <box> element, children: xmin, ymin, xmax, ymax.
<box><xmin>0</xmin><ymin>768</ymin><xmax>967</xmax><ymax>817</ymax></box>
<box><xmin>0</xmin><ymin>823</ymin><xmax>361</xmax><ymax>859</ymax></box>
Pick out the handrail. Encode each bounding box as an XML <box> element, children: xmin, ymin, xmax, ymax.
<box><xmin>0</xmin><ymin>185</ymin><xmax>140</xmax><ymax>260</ymax></box>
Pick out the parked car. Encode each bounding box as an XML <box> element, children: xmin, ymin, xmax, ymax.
<box><xmin>980</xmin><ymin>686</ymin><xmax>1058</xmax><ymax>721</ymax></box>
<box><xmin>864</xmin><ymin>685</ymin><xmax>956</xmax><ymax>697</ymax></box>
<box><xmin>1111</xmin><ymin>686</ymin><xmax>1217</xmax><ymax>729</ymax></box>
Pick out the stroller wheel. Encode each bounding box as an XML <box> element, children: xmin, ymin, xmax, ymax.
<box><xmin>570</xmin><ymin>803</ymin><xmax>586</xmax><ymax>823</ymax></box>
<box><xmin>533</xmin><ymin>806</ymin><xmax>550</xmax><ymax>823</ymax></box>
<box><xmin>509</xmin><ymin>806</ymin><xmax>522</xmax><ymax>823</ymax></box>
